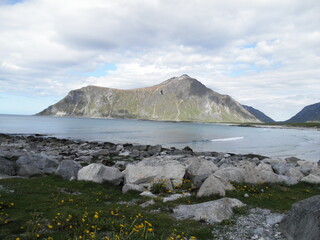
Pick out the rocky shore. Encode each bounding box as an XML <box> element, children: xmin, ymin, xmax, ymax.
<box><xmin>1</xmin><ymin>133</ymin><xmax>320</xmax><ymax>240</ymax></box>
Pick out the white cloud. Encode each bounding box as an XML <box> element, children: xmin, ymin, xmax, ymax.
<box><xmin>0</xmin><ymin>0</ymin><xmax>319</xmax><ymax>120</ymax></box>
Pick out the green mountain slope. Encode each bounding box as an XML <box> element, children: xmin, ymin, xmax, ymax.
<box><xmin>37</xmin><ymin>75</ymin><xmax>260</xmax><ymax>123</ymax></box>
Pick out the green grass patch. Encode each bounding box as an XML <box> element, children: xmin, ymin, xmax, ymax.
<box><xmin>226</xmin><ymin>182</ymin><xmax>320</xmax><ymax>211</ymax></box>
<box><xmin>1</xmin><ymin>176</ymin><xmax>320</xmax><ymax>240</ymax></box>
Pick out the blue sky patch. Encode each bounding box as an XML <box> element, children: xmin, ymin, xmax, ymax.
<box><xmin>3</xmin><ymin>0</ymin><xmax>23</xmax><ymax>5</ymax></box>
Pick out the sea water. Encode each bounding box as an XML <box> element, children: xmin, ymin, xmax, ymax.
<box><xmin>0</xmin><ymin>114</ymin><xmax>319</xmax><ymax>161</ymax></box>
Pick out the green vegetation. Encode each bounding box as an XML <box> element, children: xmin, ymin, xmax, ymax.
<box><xmin>1</xmin><ymin>176</ymin><xmax>319</xmax><ymax>240</ymax></box>
<box><xmin>240</xmin><ymin>122</ymin><xmax>320</xmax><ymax>129</ymax></box>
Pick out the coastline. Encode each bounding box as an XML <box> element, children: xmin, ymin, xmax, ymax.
<box><xmin>230</xmin><ymin>123</ymin><xmax>320</xmax><ymax>131</ymax></box>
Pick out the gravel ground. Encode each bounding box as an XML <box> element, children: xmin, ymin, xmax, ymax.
<box><xmin>212</xmin><ymin>208</ymin><xmax>287</xmax><ymax>240</ymax></box>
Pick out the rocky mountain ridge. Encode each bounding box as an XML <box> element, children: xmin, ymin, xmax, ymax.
<box><xmin>285</xmin><ymin>102</ymin><xmax>320</xmax><ymax>123</ymax></box>
<box><xmin>37</xmin><ymin>75</ymin><xmax>260</xmax><ymax>123</ymax></box>
<box><xmin>242</xmin><ymin>105</ymin><xmax>275</xmax><ymax>123</ymax></box>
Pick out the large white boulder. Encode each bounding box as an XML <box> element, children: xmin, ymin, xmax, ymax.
<box><xmin>124</xmin><ymin>157</ymin><xmax>186</xmax><ymax>186</ymax></box>
<box><xmin>244</xmin><ymin>167</ymin><xmax>281</xmax><ymax>184</ymax></box>
<box><xmin>197</xmin><ymin>175</ymin><xmax>234</xmax><ymax>197</ymax></box>
<box><xmin>173</xmin><ymin>198</ymin><xmax>245</xmax><ymax>223</ymax></box>
<box><xmin>186</xmin><ymin>157</ymin><xmax>218</xmax><ymax>177</ymax></box>
<box><xmin>301</xmin><ymin>174</ymin><xmax>320</xmax><ymax>184</ymax></box>
<box><xmin>214</xmin><ymin>167</ymin><xmax>245</xmax><ymax>183</ymax></box>
<box><xmin>77</xmin><ymin>163</ymin><xmax>124</xmax><ymax>185</ymax></box>
<box><xmin>285</xmin><ymin>167</ymin><xmax>305</xmax><ymax>180</ymax></box>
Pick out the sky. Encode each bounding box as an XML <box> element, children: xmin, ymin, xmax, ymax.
<box><xmin>0</xmin><ymin>0</ymin><xmax>319</xmax><ymax>121</ymax></box>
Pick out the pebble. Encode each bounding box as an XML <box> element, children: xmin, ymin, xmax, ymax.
<box><xmin>212</xmin><ymin>208</ymin><xmax>287</xmax><ymax>240</ymax></box>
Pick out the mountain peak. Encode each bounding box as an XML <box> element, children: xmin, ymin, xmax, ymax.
<box><xmin>37</xmin><ymin>75</ymin><xmax>260</xmax><ymax>123</ymax></box>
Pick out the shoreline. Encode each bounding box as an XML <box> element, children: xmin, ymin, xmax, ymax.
<box><xmin>230</xmin><ymin>123</ymin><xmax>320</xmax><ymax>131</ymax></box>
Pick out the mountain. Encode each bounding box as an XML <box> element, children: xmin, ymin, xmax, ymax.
<box><xmin>285</xmin><ymin>102</ymin><xmax>320</xmax><ymax>123</ymax></box>
<box><xmin>37</xmin><ymin>75</ymin><xmax>260</xmax><ymax>123</ymax></box>
<box><xmin>242</xmin><ymin>105</ymin><xmax>275</xmax><ymax>123</ymax></box>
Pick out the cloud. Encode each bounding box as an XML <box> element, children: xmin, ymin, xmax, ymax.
<box><xmin>0</xmin><ymin>0</ymin><xmax>319</xmax><ymax>120</ymax></box>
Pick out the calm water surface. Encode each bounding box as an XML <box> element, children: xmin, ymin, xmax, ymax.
<box><xmin>0</xmin><ymin>114</ymin><xmax>319</xmax><ymax>161</ymax></box>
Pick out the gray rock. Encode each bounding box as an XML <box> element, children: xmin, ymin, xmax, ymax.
<box><xmin>262</xmin><ymin>158</ymin><xmax>287</xmax><ymax>166</ymax></box>
<box><xmin>214</xmin><ymin>167</ymin><xmax>245</xmax><ymax>183</ymax></box>
<box><xmin>173</xmin><ymin>198</ymin><xmax>245</xmax><ymax>223</ymax></box>
<box><xmin>163</xmin><ymin>193</ymin><xmax>191</xmax><ymax>202</ymax></box>
<box><xmin>301</xmin><ymin>174</ymin><xmax>320</xmax><ymax>184</ymax></box>
<box><xmin>285</xmin><ymin>167</ymin><xmax>305</xmax><ymax>180</ymax></box>
<box><xmin>16</xmin><ymin>153</ymin><xmax>59</xmax><ymax>173</ymax></box>
<box><xmin>75</xmin><ymin>155</ymin><xmax>92</xmax><ymax>163</ymax></box>
<box><xmin>278</xmin><ymin>175</ymin><xmax>298</xmax><ymax>185</ymax></box>
<box><xmin>256</xmin><ymin>163</ymin><xmax>273</xmax><ymax>172</ymax></box>
<box><xmin>193</xmin><ymin>174</ymin><xmax>210</xmax><ymax>188</ymax></box>
<box><xmin>147</xmin><ymin>145</ymin><xmax>162</xmax><ymax>155</ymax></box>
<box><xmin>299</xmin><ymin>166</ymin><xmax>312</xmax><ymax>176</ymax></box>
<box><xmin>122</xmin><ymin>184</ymin><xmax>145</xmax><ymax>194</ymax></box>
<box><xmin>197</xmin><ymin>175</ymin><xmax>234</xmax><ymax>197</ymax></box>
<box><xmin>279</xmin><ymin>195</ymin><xmax>320</xmax><ymax>240</ymax></box>
<box><xmin>124</xmin><ymin>156</ymin><xmax>186</xmax><ymax>186</ymax></box>
<box><xmin>266</xmin><ymin>215</ymin><xmax>284</xmax><ymax>225</ymax></box>
<box><xmin>0</xmin><ymin>157</ymin><xmax>16</xmax><ymax>176</ymax></box>
<box><xmin>272</xmin><ymin>163</ymin><xmax>289</xmax><ymax>175</ymax></box>
<box><xmin>140</xmin><ymin>191</ymin><xmax>156</xmax><ymax>198</ymax></box>
<box><xmin>91</xmin><ymin>149</ymin><xmax>109</xmax><ymax>157</ymax></box>
<box><xmin>77</xmin><ymin>163</ymin><xmax>124</xmax><ymax>185</ymax></box>
<box><xmin>17</xmin><ymin>164</ymin><xmax>44</xmax><ymax>176</ymax></box>
<box><xmin>139</xmin><ymin>199</ymin><xmax>155</xmax><ymax>208</ymax></box>
<box><xmin>285</xmin><ymin>157</ymin><xmax>300</xmax><ymax>165</ymax></box>
<box><xmin>55</xmin><ymin>160</ymin><xmax>82</xmax><ymax>180</ymax></box>
<box><xmin>186</xmin><ymin>157</ymin><xmax>218</xmax><ymax>177</ymax></box>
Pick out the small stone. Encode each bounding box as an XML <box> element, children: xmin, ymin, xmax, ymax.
<box><xmin>244</xmin><ymin>193</ymin><xmax>249</xmax><ymax>198</ymax></box>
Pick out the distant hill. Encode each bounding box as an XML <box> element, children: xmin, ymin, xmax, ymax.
<box><xmin>37</xmin><ymin>74</ymin><xmax>260</xmax><ymax>123</ymax></box>
<box><xmin>242</xmin><ymin>105</ymin><xmax>275</xmax><ymax>123</ymax></box>
<box><xmin>285</xmin><ymin>102</ymin><xmax>320</xmax><ymax>123</ymax></box>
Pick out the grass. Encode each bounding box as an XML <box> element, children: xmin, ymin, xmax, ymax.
<box><xmin>239</xmin><ymin>122</ymin><xmax>320</xmax><ymax>129</ymax></box>
<box><xmin>1</xmin><ymin>176</ymin><xmax>320</xmax><ymax>240</ymax></box>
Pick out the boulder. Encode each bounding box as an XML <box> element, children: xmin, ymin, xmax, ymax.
<box><xmin>285</xmin><ymin>157</ymin><xmax>300</xmax><ymax>165</ymax></box>
<box><xmin>301</xmin><ymin>174</ymin><xmax>320</xmax><ymax>184</ymax></box>
<box><xmin>0</xmin><ymin>157</ymin><xmax>16</xmax><ymax>176</ymax></box>
<box><xmin>122</xmin><ymin>184</ymin><xmax>145</xmax><ymax>194</ymax></box>
<box><xmin>163</xmin><ymin>193</ymin><xmax>191</xmax><ymax>203</ymax></box>
<box><xmin>279</xmin><ymin>195</ymin><xmax>320</xmax><ymax>240</ymax></box>
<box><xmin>262</xmin><ymin>158</ymin><xmax>286</xmax><ymax>166</ymax></box>
<box><xmin>256</xmin><ymin>162</ymin><xmax>273</xmax><ymax>172</ymax></box>
<box><xmin>74</xmin><ymin>155</ymin><xmax>92</xmax><ymax>164</ymax></box>
<box><xmin>17</xmin><ymin>165</ymin><xmax>44</xmax><ymax>176</ymax></box>
<box><xmin>77</xmin><ymin>163</ymin><xmax>124</xmax><ymax>185</ymax></box>
<box><xmin>186</xmin><ymin>157</ymin><xmax>218</xmax><ymax>177</ymax></box>
<box><xmin>193</xmin><ymin>174</ymin><xmax>210</xmax><ymax>188</ymax></box>
<box><xmin>139</xmin><ymin>200</ymin><xmax>155</xmax><ymax>208</ymax></box>
<box><xmin>310</xmin><ymin>167</ymin><xmax>320</xmax><ymax>177</ymax></box>
<box><xmin>147</xmin><ymin>145</ymin><xmax>162</xmax><ymax>155</ymax></box>
<box><xmin>285</xmin><ymin>167</ymin><xmax>304</xmax><ymax>180</ymax></box>
<box><xmin>173</xmin><ymin>198</ymin><xmax>245</xmax><ymax>223</ymax></box>
<box><xmin>16</xmin><ymin>153</ymin><xmax>59</xmax><ymax>173</ymax></box>
<box><xmin>91</xmin><ymin>149</ymin><xmax>109</xmax><ymax>157</ymax></box>
<box><xmin>197</xmin><ymin>175</ymin><xmax>234</xmax><ymax>197</ymax></box>
<box><xmin>214</xmin><ymin>167</ymin><xmax>245</xmax><ymax>183</ymax></box>
<box><xmin>244</xmin><ymin>167</ymin><xmax>281</xmax><ymax>184</ymax></box>
<box><xmin>278</xmin><ymin>175</ymin><xmax>299</xmax><ymax>185</ymax></box>
<box><xmin>140</xmin><ymin>191</ymin><xmax>156</xmax><ymax>198</ymax></box>
<box><xmin>272</xmin><ymin>163</ymin><xmax>290</xmax><ymax>175</ymax></box>
<box><xmin>124</xmin><ymin>157</ymin><xmax>186</xmax><ymax>186</ymax></box>
<box><xmin>55</xmin><ymin>160</ymin><xmax>82</xmax><ymax>180</ymax></box>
